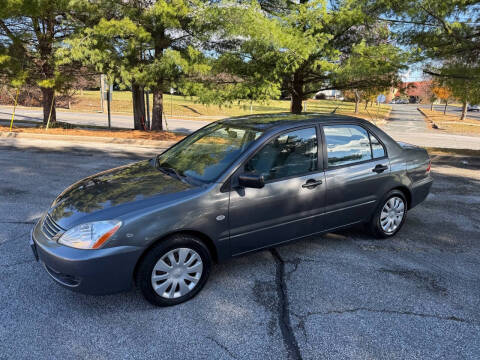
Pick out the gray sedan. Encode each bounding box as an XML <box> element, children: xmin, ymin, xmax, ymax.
<box><xmin>30</xmin><ymin>114</ymin><xmax>432</xmax><ymax>306</ymax></box>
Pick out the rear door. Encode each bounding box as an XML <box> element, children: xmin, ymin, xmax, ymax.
<box><xmin>321</xmin><ymin>123</ymin><xmax>391</xmax><ymax>230</ymax></box>
<box><xmin>228</xmin><ymin>126</ymin><xmax>326</xmax><ymax>255</ymax></box>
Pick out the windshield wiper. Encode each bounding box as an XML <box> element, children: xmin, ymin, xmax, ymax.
<box><xmin>160</xmin><ymin>166</ymin><xmax>184</xmax><ymax>182</ymax></box>
<box><xmin>154</xmin><ymin>159</ymin><xmax>187</xmax><ymax>183</ymax></box>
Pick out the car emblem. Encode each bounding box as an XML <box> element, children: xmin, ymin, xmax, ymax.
<box><xmin>216</xmin><ymin>215</ymin><xmax>225</xmax><ymax>221</ymax></box>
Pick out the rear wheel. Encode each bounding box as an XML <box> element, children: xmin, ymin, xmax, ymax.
<box><xmin>136</xmin><ymin>234</ymin><xmax>212</xmax><ymax>306</ymax></box>
<box><xmin>369</xmin><ymin>190</ymin><xmax>407</xmax><ymax>239</ymax></box>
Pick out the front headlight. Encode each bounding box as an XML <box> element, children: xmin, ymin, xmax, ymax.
<box><xmin>58</xmin><ymin>220</ymin><xmax>122</xmax><ymax>249</ymax></box>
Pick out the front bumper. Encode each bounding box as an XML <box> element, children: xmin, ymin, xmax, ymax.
<box><xmin>30</xmin><ymin>223</ymin><xmax>144</xmax><ymax>295</ymax></box>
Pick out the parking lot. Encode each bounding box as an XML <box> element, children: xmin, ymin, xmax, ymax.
<box><xmin>1</xmin><ymin>138</ymin><xmax>479</xmax><ymax>359</ymax></box>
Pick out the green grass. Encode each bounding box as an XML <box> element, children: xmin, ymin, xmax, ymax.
<box><xmin>71</xmin><ymin>90</ymin><xmax>391</xmax><ymax>121</ymax></box>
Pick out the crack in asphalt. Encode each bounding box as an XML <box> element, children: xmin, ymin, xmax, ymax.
<box><xmin>0</xmin><ymin>220</ymin><xmax>36</xmax><ymax>224</ymax></box>
<box><xmin>270</xmin><ymin>248</ymin><xmax>302</xmax><ymax>360</ymax></box>
<box><xmin>0</xmin><ymin>230</ymin><xmax>31</xmax><ymax>247</ymax></box>
<box><xmin>206</xmin><ymin>336</ymin><xmax>238</xmax><ymax>360</ymax></box>
<box><xmin>294</xmin><ymin>307</ymin><xmax>477</xmax><ymax>327</ymax></box>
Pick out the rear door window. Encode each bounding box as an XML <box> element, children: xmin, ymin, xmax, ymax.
<box><xmin>323</xmin><ymin>125</ymin><xmax>372</xmax><ymax>167</ymax></box>
<box><xmin>369</xmin><ymin>133</ymin><xmax>386</xmax><ymax>158</ymax></box>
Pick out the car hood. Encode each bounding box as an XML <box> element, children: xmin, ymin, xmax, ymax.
<box><xmin>49</xmin><ymin>160</ymin><xmax>195</xmax><ymax>229</ymax></box>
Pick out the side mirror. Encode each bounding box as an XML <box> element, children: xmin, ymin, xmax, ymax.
<box><xmin>238</xmin><ymin>174</ymin><xmax>265</xmax><ymax>189</ymax></box>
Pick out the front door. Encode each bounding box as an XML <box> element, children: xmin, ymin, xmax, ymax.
<box><xmin>228</xmin><ymin>127</ymin><xmax>326</xmax><ymax>255</ymax></box>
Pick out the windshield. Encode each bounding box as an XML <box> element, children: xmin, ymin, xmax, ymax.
<box><xmin>157</xmin><ymin>123</ymin><xmax>264</xmax><ymax>183</ymax></box>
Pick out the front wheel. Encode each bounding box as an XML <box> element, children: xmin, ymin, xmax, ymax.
<box><xmin>136</xmin><ymin>234</ymin><xmax>212</xmax><ymax>306</ymax></box>
<box><xmin>368</xmin><ymin>191</ymin><xmax>407</xmax><ymax>239</ymax></box>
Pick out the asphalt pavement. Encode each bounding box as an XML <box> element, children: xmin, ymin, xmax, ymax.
<box><xmin>1</xmin><ymin>137</ymin><xmax>479</xmax><ymax>359</ymax></box>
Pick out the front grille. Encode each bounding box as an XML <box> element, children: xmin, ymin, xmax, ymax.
<box><xmin>42</xmin><ymin>214</ymin><xmax>64</xmax><ymax>240</ymax></box>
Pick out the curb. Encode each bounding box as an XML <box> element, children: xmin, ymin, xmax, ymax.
<box><xmin>417</xmin><ymin>108</ymin><xmax>440</xmax><ymax>129</ymax></box>
<box><xmin>0</xmin><ymin>131</ymin><xmax>178</xmax><ymax>148</ymax></box>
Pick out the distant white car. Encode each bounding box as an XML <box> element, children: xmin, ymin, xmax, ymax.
<box><xmin>467</xmin><ymin>104</ymin><xmax>480</xmax><ymax>112</ymax></box>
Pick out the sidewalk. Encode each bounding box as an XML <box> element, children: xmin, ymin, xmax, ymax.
<box><xmin>380</xmin><ymin>104</ymin><xmax>480</xmax><ymax>150</ymax></box>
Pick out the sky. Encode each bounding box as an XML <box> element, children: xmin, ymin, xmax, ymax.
<box><xmin>403</xmin><ymin>67</ymin><xmax>425</xmax><ymax>82</ymax></box>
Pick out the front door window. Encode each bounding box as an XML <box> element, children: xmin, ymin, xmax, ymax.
<box><xmin>244</xmin><ymin>127</ymin><xmax>318</xmax><ymax>181</ymax></box>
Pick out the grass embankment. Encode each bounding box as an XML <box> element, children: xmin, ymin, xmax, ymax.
<box><xmin>67</xmin><ymin>91</ymin><xmax>391</xmax><ymax>121</ymax></box>
<box><xmin>419</xmin><ymin>108</ymin><xmax>480</xmax><ymax>135</ymax></box>
<box><xmin>0</xmin><ymin>125</ymin><xmax>184</xmax><ymax>142</ymax></box>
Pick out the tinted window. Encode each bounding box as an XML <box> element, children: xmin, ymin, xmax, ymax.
<box><xmin>370</xmin><ymin>133</ymin><xmax>386</xmax><ymax>158</ymax></box>
<box><xmin>324</xmin><ymin>125</ymin><xmax>372</xmax><ymax>167</ymax></box>
<box><xmin>245</xmin><ymin>128</ymin><xmax>318</xmax><ymax>181</ymax></box>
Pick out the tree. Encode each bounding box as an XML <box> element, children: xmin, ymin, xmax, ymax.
<box><xmin>209</xmin><ymin>0</ymin><xmax>406</xmax><ymax>114</ymax></box>
<box><xmin>62</xmin><ymin>6</ymin><xmax>152</xmax><ymax>130</ymax></box>
<box><xmin>440</xmin><ymin>64</ymin><xmax>480</xmax><ymax>120</ymax></box>
<box><xmin>432</xmin><ymin>86</ymin><xmax>452</xmax><ymax>114</ymax></box>
<box><xmin>0</xmin><ymin>0</ymin><xmax>84</xmax><ymax>125</ymax></box>
<box><xmin>330</xmin><ymin>41</ymin><xmax>406</xmax><ymax>113</ymax></box>
<box><xmin>390</xmin><ymin>0</ymin><xmax>480</xmax><ymax>73</ymax></box>
<box><xmin>389</xmin><ymin>0</ymin><xmax>480</xmax><ymax>110</ymax></box>
<box><xmin>125</xmin><ymin>0</ymin><xmax>214</xmax><ymax>131</ymax></box>
<box><xmin>64</xmin><ymin>0</ymin><xmax>214</xmax><ymax>131</ymax></box>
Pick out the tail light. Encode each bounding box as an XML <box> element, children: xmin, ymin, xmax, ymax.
<box><xmin>426</xmin><ymin>160</ymin><xmax>431</xmax><ymax>173</ymax></box>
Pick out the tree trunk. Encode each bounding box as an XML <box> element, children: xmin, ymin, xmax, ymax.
<box><xmin>430</xmin><ymin>102</ymin><xmax>433</xmax><ymax>111</ymax></box>
<box><xmin>151</xmin><ymin>89</ymin><xmax>164</xmax><ymax>131</ymax></box>
<box><xmin>41</xmin><ymin>87</ymin><xmax>56</xmax><ymax>125</ymax></box>
<box><xmin>132</xmin><ymin>84</ymin><xmax>146</xmax><ymax>130</ymax></box>
<box><xmin>364</xmin><ymin>100</ymin><xmax>368</xmax><ymax>110</ymax></box>
<box><xmin>354</xmin><ymin>90</ymin><xmax>360</xmax><ymax>114</ymax></box>
<box><xmin>290</xmin><ymin>72</ymin><xmax>303</xmax><ymax>114</ymax></box>
<box><xmin>460</xmin><ymin>101</ymin><xmax>467</xmax><ymax>120</ymax></box>
<box><xmin>443</xmin><ymin>101</ymin><xmax>448</xmax><ymax>115</ymax></box>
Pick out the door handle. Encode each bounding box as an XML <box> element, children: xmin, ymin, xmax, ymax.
<box><xmin>372</xmin><ymin>164</ymin><xmax>388</xmax><ymax>173</ymax></box>
<box><xmin>302</xmin><ymin>179</ymin><xmax>323</xmax><ymax>189</ymax></box>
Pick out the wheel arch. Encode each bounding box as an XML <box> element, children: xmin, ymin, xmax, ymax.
<box><xmin>133</xmin><ymin>229</ymin><xmax>219</xmax><ymax>282</ymax></box>
<box><xmin>391</xmin><ymin>185</ymin><xmax>412</xmax><ymax>209</ymax></box>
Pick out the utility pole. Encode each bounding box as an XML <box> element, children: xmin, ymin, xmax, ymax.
<box><xmin>107</xmin><ymin>83</ymin><xmax>113</xmax><ymax>129</ymax></box>
<box><xmin>100</xmin><ymin>74</ymin><xmax>105</xmax><ymax>113</ymax></box>
<box><xmin>145</xmin><ymin>90</ymin><xmax>150</xmax><ymax>130</ymax></box>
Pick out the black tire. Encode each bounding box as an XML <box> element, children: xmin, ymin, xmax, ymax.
<box><xmin>368</xmin><ymin>190</ymin><xmax>408</xmax><ymax>239</ymax></box>
<box><xmin>135</xmin><ymin>234</ymin><xmax>212</xmax><ymax>307</ymax></box>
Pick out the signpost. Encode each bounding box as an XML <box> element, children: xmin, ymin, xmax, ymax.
<box><xmin>376</xmin><ymin>94</ymin><xmax>386</xmax><ymax>103</ymax></box>
<box><xmin>170</xmin><ymin>88</ymin><xmax>175</xmax><ymax>118</ymax></box>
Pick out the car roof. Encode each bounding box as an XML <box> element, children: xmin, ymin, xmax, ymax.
<box><xmin>219</xmin><ymin>113</ymin><xmax>373</xmax><ymax>132</ymax></box>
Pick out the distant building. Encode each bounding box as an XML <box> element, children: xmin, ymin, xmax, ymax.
<box><xmin>393</xmin><ymin>81</ymin><xmax>432</xmax><ymax>103</ymax></box>
<box><xmin>314</xmin><ymin>89</ymin><xmax>343</xmax><ymax>100</ymax></box>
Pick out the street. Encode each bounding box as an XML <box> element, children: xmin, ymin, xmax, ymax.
<box><xmin>0</xmin><ymin>106</ymin><xmax>210</xmax><ymax>133</ymax></box>
<box><xmin>423</xmin><ymin>104</ymin><xmax>480</xmax><ymax>122</ymax></box>
<box><xmin>1</xmin><ymin>122</ymin><xmax>480</xmax><ymax>359</ymax></box>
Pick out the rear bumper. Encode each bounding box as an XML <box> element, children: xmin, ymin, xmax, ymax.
<box><xmin>30</xmin><ymin>225</ymin><xmax>143</xmax><ymax>295</ymax></box>
<box><xmin>410</xmin><ymin>177</ymin><xmax>433</xmax><ymax>209</ymax></box>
